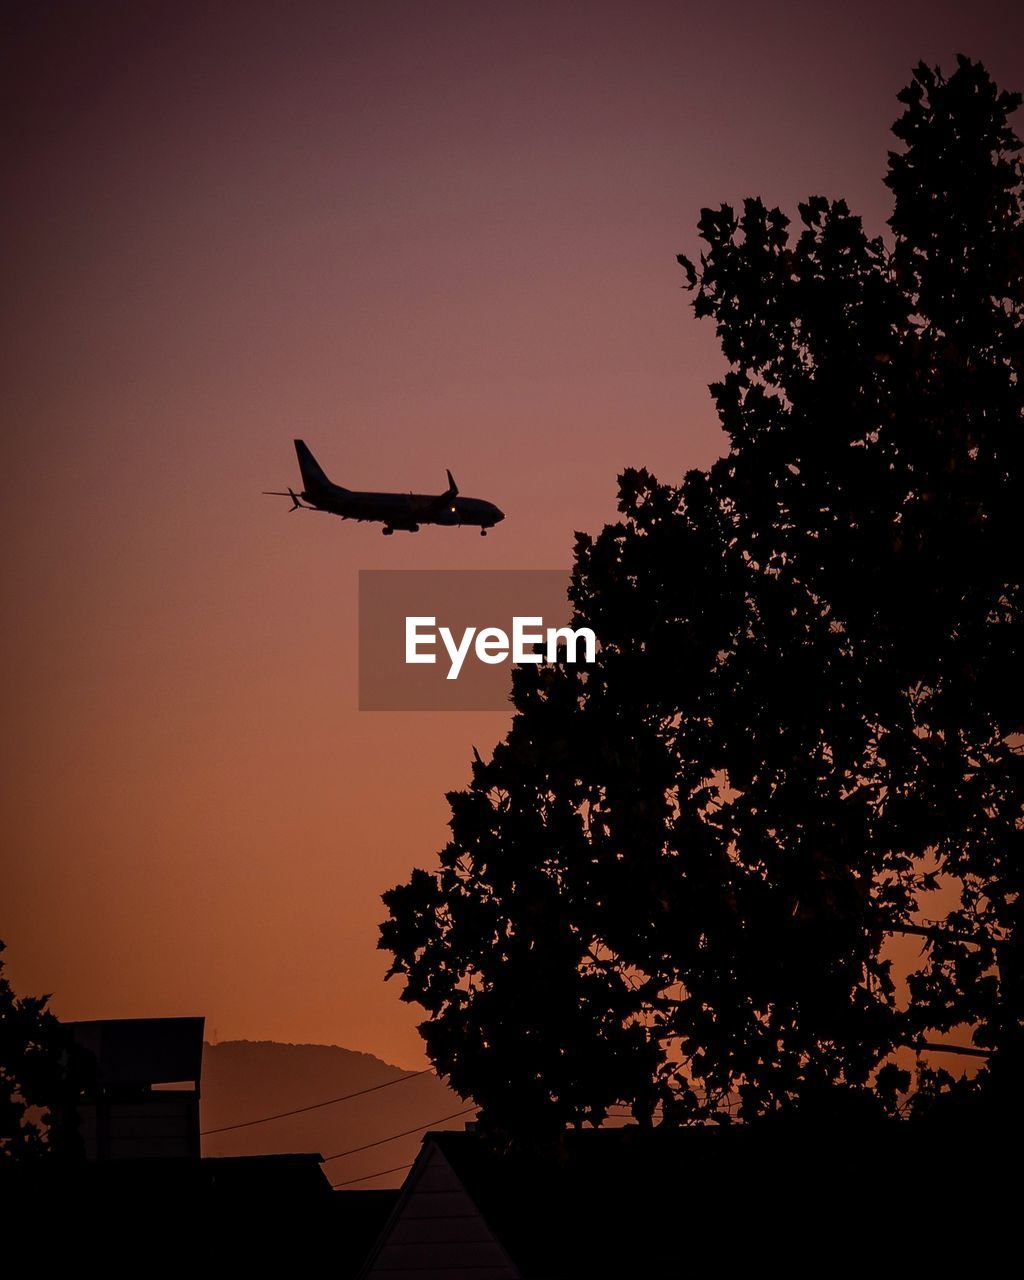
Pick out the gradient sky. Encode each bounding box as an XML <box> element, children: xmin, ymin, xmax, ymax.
<box><xmin>3</xmin><ymin>1</ymin><xmax>1022</xmax><ymax>1068</ymax></box>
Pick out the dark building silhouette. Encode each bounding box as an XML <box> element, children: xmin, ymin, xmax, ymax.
<box><xmin>361</xmin><ymin>1125</ymin><xmax>1013</xmax><ymax>1276</ymax></box>
<box><xmin>68</xmin><ymin>1016</ymin><xmax>204</xmax><ymax>1161</ymax></box>
<box><xmin>28</xmin><ymin>1016</ymin><xmax>338</xmax><ymax>1209</ymax></box>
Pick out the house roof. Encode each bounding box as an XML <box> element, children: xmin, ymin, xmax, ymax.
<box><xmin>423</xmin><ymin>1126</ymin><xmax>719</xmax><ymax>1275</ymax></box>
<box><xmin>398</xmin><ymin>1123</ymin><xmax>1002</xmax><ymax>1275</ymax></box>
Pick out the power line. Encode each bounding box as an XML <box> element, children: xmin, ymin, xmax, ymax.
<box><xmin>330</xmin><ymin>1161</ymin><xmax>413</xmax><ymax>1189</ymax></box>
<box><xmin>321</xmin><ymin>1106</ymin><xmax>477</xmax><ymax>1162</ymax></box>
<box><xmin>200</xmin><ymin>1068</ymin><xmax>431</xmax><ymax>1136</ymax></box>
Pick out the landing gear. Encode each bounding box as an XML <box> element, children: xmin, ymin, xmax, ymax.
<box><xmin>480</xmin><ymin>528</ymin><xmax>488</xmax><ymax>536</ymax></box>
<box><xmin>383</xmin><ymin>526</ymin><xmax>394</xmax><ymax>536</ymax></box>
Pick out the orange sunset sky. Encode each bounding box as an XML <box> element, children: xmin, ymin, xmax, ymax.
<box><xmin>3</xmin><ymin>1</ymin><xmax>1023</xmax><ymax>1068</ymax></box>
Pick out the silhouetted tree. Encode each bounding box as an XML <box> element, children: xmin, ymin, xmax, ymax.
<box><xmin>0</xmin><ymin>941</ymin><xmax>85</xmax><ymax>1160</ymax></box>
<box><xmin>381</xmin><ymin>57</ymin><xmax>1024</xmax><ymax>1133</ymax></box>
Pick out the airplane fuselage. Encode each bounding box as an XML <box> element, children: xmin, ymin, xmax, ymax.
<box><xmin>304</xmin><ymin>480</ymin><xmax>502</xmax><ymax>532</ymax></box>
<box><xmin>269</xmin><ymin>439</ymin><xmax>505</xmax><ymax>535</ymax></box>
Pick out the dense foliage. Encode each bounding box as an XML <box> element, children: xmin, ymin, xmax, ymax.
<box><xmin>381</xmin><ymin>58</ymin><xmax>1024</xmax><ymax>1132</ymax></box>
<box><xmin>0</xmin><ymin>941</ymin><xmax>85</xmax><ymax>1160</ymax></box>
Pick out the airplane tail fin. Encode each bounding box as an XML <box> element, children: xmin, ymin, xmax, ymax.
<box><xmin>294</xmin><ymin>440</ymin><xmax>333</xmax><ymax>493</ymax></box>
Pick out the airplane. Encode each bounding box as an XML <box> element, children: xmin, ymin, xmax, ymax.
<box><xmin>264</xmin><ymin>440</ymin><xmax>505</xmax><ymax>535</ymax></box>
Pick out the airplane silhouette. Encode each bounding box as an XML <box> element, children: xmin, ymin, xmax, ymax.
<box><xmin>264</xmin><ymin>440</ymin><xmax>505</xmax><ymax>536</ymax></box>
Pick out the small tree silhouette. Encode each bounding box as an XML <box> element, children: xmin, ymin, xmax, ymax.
<box><xmin>381</xmin><ymin>57</ymin><xmax>1024</xmax><ymax>1134</ymax></box>
<box><xmin>0</xmin><ymin>940</ymin><xmax>86</xmax><ymax>1161</ymax></box>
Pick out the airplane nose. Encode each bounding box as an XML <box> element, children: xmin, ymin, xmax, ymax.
<box><xmin>494</xmin><ymin>507</ymin><xmax>505</xmax><ymax>522</ymax></box>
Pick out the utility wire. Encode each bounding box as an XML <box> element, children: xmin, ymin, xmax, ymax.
<box><xmin>200</xmin><ymin>1068</ymin><xmax>431</xmax><ymax>1135</ymax></box>
<box><xmin>330</xmin><ymin>1161</ymin><xmax>414</xmax><ymax>1189</ymax></box>
<box><xmin>321</xmin><ymin>1106</ymin><xmax>477</xmax><ymax>1162</ymax></box>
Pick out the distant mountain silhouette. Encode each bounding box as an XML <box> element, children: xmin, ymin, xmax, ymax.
<box><xmin>200</xmin><ymin>1041</ymin><xmax>466</xmax><ymax>1187</ymax></box>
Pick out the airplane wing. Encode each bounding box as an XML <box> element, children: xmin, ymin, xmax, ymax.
<box><xmin>424</xmin><ymin>470</ymin><xmax>458</xmax><ymax>515</ymax></box>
